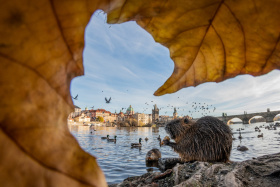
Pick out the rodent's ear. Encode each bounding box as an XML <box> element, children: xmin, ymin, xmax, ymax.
<box><xmin>184</xmin><ymin>118</ymin><xmax>189</xmax><ymax>124</ymax></box>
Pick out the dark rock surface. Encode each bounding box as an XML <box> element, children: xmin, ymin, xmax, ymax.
<box><xmin>158</xmin><ymin>158</ymin><xmax>185</xmax><ymax>171</ymax></box>
<box><xmin>109</xmin><ymin>152</ymin><xmax>280</xmax><ymax>187</ymax></box>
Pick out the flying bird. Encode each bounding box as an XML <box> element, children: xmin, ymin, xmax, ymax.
<box><xmin>72</xmin><ymin>94</ymin><xmax>78</xmax><ymax>100</ymax></box>
<box><xmin>105</xmin><ymin>97</ymin><xmax>111</xmax><ymax>103</ymax></box>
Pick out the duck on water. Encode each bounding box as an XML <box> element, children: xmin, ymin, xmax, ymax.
<box><xmin>101</xmin><ymin>135</ymin><xmax>109</xmax><ymax>139</ymax></box>
<box><xmin>107</xmin><ymin>136</ymin><xmax>117</xmax><ymax>142</ymax></box>
<box><xmin>131</xmin><ymin>138</ymin><xmax>142</xmax><ymax>148</ymax></box>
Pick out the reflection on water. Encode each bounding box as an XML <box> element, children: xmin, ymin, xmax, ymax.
<box><xmin>69</xmin><ymin>122</ymin><xmax>280</xmax><ymax>185</ymax></box>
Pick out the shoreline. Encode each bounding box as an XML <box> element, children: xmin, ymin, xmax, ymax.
<box><xmin>67</xmin><ymin>122</ymin><xmax>163</xmax><ymax>127</ymax></box>
<box><xmin>109</xmin><ymin>152</ymin><xmax>280</xmax><ymax>187</ymax></box>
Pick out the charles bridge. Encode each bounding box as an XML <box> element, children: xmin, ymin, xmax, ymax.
<box><xmin>216</xmin><ymin>109</ymin><xmax>280</xmax><ymax>124</ymax></box>
<box><xmin>154</xmin><ymin>108</ymin><xmax>280</xmax><ymax>126</ymax></box>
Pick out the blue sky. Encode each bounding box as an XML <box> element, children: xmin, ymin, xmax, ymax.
<box><xmin>70</xmin><ymin>11</ymin><xmax>280</xmax><ymax>119</ymax></box>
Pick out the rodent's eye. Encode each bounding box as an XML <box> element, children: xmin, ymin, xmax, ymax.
<box><xmin>184</xmin><ymin>118</ymin><xmax>189</xmax><ymax>124</ymax></box>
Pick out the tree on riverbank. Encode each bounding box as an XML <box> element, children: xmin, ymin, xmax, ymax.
<box><xmin>97</xmin><ymin>116</ymin><xmax>104</xmax><ymax>122</ymax></box>
<box><xmin>118</xmin><ymin>119</ymin><xmax>138</xmax><ymax>127</ymax></box>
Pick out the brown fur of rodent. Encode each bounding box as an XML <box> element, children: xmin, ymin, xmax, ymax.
<box><xmin>164</xmin><ymin>116</ymin><xmax>232</xmax><ymax>162</ymax></box>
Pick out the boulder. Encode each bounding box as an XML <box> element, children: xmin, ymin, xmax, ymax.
<box><xmin>112</xmin><ymin>152</ymin><xmax>280</xmax><ymax>187</ymax></box>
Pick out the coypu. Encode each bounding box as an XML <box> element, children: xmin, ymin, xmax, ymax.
<box><xmin>146</xmin><ymin>148</ymin><xmax>161</xmax><ymax>161</ymax></box>
<box><xmin>163</xmin><ymin>116</ymin><xmax>232</xmax><ymax>162</ymax></box>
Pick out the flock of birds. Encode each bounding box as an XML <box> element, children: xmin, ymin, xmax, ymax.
<box><xmin>234</xmin><ymin>123</ymin><xmax>279</xmax><ymax>152</ymax></box>
<box><xmin>72</xmin><ymin>92</ymin><xmax>218</xmax><ymax>118</ymax></box>
<box><xmin>142</xmin><ymin>99</ymin><xmax>217</xmax><ymax>118</ymax></box>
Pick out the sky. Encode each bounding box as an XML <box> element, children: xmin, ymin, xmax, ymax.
<box><xmin>70</xmin><ymin>11</ymin><xmax>280</xmax><ymax>119</ymax></box>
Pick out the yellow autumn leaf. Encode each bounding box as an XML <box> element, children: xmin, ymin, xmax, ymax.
<box><xmin>103</xmin><ymin>0</ymin><xmax>280</xmax><ymax>96</ymax></box>
<box><xmin>0</xmin><ymin>0</ymin><xmax>106</xmax><ymax>186</ymax></box>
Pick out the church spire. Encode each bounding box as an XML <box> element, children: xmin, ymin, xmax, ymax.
<box><xmin>173</xmin><ymin>107</ymin><xmax>178</xmax><ymax>119</ymax></box>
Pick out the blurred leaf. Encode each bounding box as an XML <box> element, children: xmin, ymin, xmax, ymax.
<box><xmin>0</xmin><ymin>0</ymin><xmax>106</xmax><ymax>186</ymax></box>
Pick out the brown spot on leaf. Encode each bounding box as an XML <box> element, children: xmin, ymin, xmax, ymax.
<box><xmin>6</xmin><ymin>10</ymin><xmax>24</xmax><ymax>26</ymax></box>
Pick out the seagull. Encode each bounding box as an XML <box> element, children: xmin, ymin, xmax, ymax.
<box><xmin>105</xmin><ymin>97</ymin><xmax>111</xmax><ymax>103</ymax></box>
<box><xmin>72</xmin><ymin>94</ymin><xmax>78</xmax><ymax>100</ymax></box>
<box><xmin>90</xmin><ymin>106</ymin><xmax>94</xmax><ymax>109</ymax></box>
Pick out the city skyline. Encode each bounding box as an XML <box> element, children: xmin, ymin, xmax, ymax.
<box><xmin>70</xmin><ymin>11</ymin><xmax>280</xmax><ymax>118</ymax></box>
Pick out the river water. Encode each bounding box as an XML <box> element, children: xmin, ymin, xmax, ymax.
<box><xmin>69</xmin><ymin>122</ymin><xmax>280</xmax><ymax>185</ymax></box>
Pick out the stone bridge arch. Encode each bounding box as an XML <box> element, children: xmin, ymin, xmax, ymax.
<box><xmin>273</xmin><ymin>113</ymin><xmax>280</xmax><ymax>121</ymax></box>
<box><xmin>248</xmin><ymin>116</ymin><xmax>266</xmax><ymax>124</ymax></box>
<box><xmin>217</xmin><ymin>109</ymin><xmax>280</xmax><ymax>124</ymax></box>
<box><xmin>227</xmin><ymin>117</ymin><xmax>242</xmax><ymax>125</ymax></box>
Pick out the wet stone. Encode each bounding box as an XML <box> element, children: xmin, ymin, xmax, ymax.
<box><xmin>220</xmin><ymin>169</ymin><xmax>229</xmax><ymax>175</ymax></box>
<box><xmin>185</xmin><ymin>174</ymin><xmax>190</xmax><ymax>179</ymax></box>
<box><xmin>113</xmin><ymin>152</ymin><xmax>280</xmax><ymax>187</ymax></box>
<box><xmin>158</xmin><ymin>157</ymin><xmax>185</xmax><ymax>171</ymax></box>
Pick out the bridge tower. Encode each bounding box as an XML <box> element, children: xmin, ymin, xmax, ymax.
<box><xmin>152</xmin><ymin>104</ymin><xmax>159</xmax><ymax>123</ymax></box>
<box><xmin>265</xmin><ymin>108</ymin><xmax>274</xmax><ymax>122</ymax></box>
<box><xmin>242</xmin><ymin>111</ymin><xmax>249</xmax><ymax>124</ymax></box>
<box><xmin>221</xmin><ymin>113</ymin><xmax>228</xmax><ymax>124</ymax></box>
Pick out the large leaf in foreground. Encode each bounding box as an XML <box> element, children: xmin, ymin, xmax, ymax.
<box><xmin>0</xmin><ymin>0</ymin><xmax>106</xmax><ymax>186</ymax></box>
<box><xmin>104</xmin><ymin>0</ymin><xmax>280</xmax><ymax>95</ymax></box>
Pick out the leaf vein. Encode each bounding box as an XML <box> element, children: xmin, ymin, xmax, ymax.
<box><xmin>143</xmin><ymin>0</ymin><xmax>169</xmax><ymax>29</ymax></box>
<box><xmin>49</xmin><ymin>0</ymin><xmax>74</xmax><ymax>59</ymax></box>
<box><xmin>165</xmin><ymin>25</ymin><xmax>209</xmax><ymax>47</ymax></box>
<box><xmin>116</xmin><ymin>0</ymin><xmax>128</xmax><ymax>23</ymax></box>
<box><xmin>0</xmin><ymin>52</ymin><xmax>70</xmax><ymax>107</ymax></box>
<box><xmin>212</xmin><ymin>25</ymin><xmax>226</xmax><ymax>79</ymax></box>
<box><xmin>223</xmin><ymin>3</ymin><xmax>246</xmax><ymax>74</ymax></box>
<box><xmin>263</xmin><ymin>32</ymin><xmax>280</xmax><ymax>70</ymax></box>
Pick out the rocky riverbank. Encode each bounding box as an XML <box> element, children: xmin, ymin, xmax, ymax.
<box><xmin>109</xmin><ymin>152</ymin><xmax>280</xmax><ymax>187</ymax></box>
